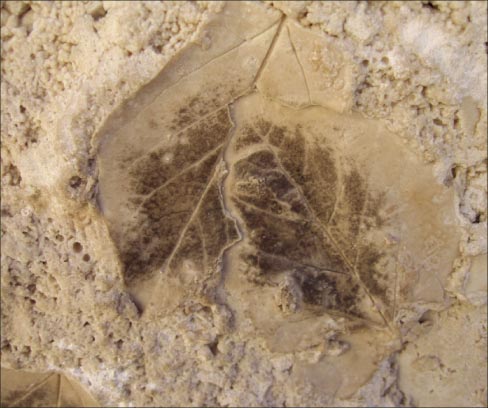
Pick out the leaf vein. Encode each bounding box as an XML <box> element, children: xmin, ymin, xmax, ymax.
<box><xmin>134</xmin><ymin>143</ymin><xmax>224</xmax><ymax>216</ymax></box>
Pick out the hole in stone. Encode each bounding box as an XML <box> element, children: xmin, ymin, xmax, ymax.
<box><xmin>21</xmin><ymin>346</ymin><xmax>31</xmax><ymax>357</ymax></box>
<box><xmin>87</xmin><ymin>158</ymin><xmax>96</xmax><ymax>174</ymax></box>
<box><xmin>73</xmin><ymin>242</ymin><xmax>83</xmax><ymax>253</ymax></box>
<box><xmin>207</xmin><ymin>339</ymin><xmax>219</xmax><ymax>356</ymax></box>
<box><xmin>85</xmin><ymin>271</ymin><xmax>95</xmax><ymax>281</ymax></box>
<box><xmin>418</xmin><ymin>310</ymin><xmax>434</xmax><ymax>325</ymax></box>
<box><xmin>1</xmin><ymin>341</ymin><xmax>12</xmax><ymax>352</ymax></box>
<box><xmin>90</xmin><ymin>6</ymin><xmax>107</xmax><ymax>21</ymax></box>
<box><xmin>128</xmin><ymin>293</ymin><xmax>144</xmax><ymax>315</ymax></box>
<box><xmin>201</xmin><ymin>306</ymin><xmax>212</xmax><ymax>314</ymax></box>
<box><xmin>55</xmin><ymin>234</ymin><xmax>64</xmax><ymax>242</ymax></box>
<box><xmin>69</xmin><ymin>176</ymin><xmax>82</xmax><ymax>189</ymax></box>
<box><xmin>422</xmin><ymin>1</ymin><xmax>439</xmax><ymax>11</ymax></box>
<box><xmin>82</xmin><ymin>254</ymin><xmax>91</xmax><ymax>262</ymax></box>
<box><xmin>433</xmin><ymin>118</ymin><xmax>443</xmax><ymax>126</ymax></box>
<box><xmin>1</xmin><ymin>208</ymin><xmax>12</xmax><ymax>217</ymax></box>
<box><xmin>17</xmin><ymin>4</ymin><xmax>31</xmax><ymax>19</ymax></box>
<box><xmin>152</xmin><ymin>44</ymin><xmax>163</xmax><ymax>54</ymax></box>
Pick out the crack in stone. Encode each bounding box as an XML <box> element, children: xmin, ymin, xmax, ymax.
<box><xmin>214</xmin><ymin>102</ymin><xmax>245</xmax><ymax>306</ymax></box>
<box><xmin>213</xmin><ymin>17</ymin><xmax>288</xmax><ymax>307</ymax></box>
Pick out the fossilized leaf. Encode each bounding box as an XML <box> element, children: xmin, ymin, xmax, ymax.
<box><xmin>0</xmin><ymin>368</ymin><xmax>98</xmax><ymax>408</ymax></box>
<box><xmin>95</xmin><ymin>0</ymin><xmax>460</xmax><ymax>341</ymax></box>
<box><xmin>94</xmin><ymin>0</ymin><xmax>463</xmax><ymax>399</ymax></box>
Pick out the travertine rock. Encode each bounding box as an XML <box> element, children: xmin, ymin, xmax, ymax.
<box><xmin>1</xmin><ymin>1</ymin><xmax>486</xmax><ymax>407</ymax></box>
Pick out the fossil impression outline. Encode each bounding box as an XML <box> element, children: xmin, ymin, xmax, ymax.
<box><xmin>95</xmin><ymin>2</ymin><xmax>460</xmax><ymax>330</ymax></box>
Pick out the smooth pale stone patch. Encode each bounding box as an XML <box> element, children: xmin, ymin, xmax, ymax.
<box><xmin>464</xmin><ymin>253</ymin><xmax>488</xmax><ymax>304</ymax></box>
<box><xmin>256</xmin><ymin>21</ymin><xmax>311</xmax><ymax>108</ymax></box>
<box><xmin>257</xmin><ymin>19</ymin><xmax>354</xmax><ymax>113</ymax></box>
<box><xmin>458</xmin><ymin>96</ymin><xmax>481</xmax><ymax>138</ymax></box>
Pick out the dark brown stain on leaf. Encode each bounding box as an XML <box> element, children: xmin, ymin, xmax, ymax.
<box><xmin>235</xmin><ymin>126</ymin><xmax>264</xmax><ymax>151</ymax></box>
<box><xmin>296</xmin><ymin>270</ymin><xmax>360</xmax><ymax>315</ymax></box>
<box><xmin>129</xmin><ymin>108</ymin><xmax>229</xmax><ymax>196</ymax></box>
<box><xmin>229</xmin><ymin>118</ymin><xmax>390</xmax><ymax>319</ymax></box>
<box><xmin>118</xmin><ymin>107</ymin><xmax>237</xmax><ymax>285</ymax></box>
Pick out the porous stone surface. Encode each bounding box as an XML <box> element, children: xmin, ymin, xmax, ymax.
<box><xmin>1</xmin><ymin>1</ymin><xmax>486</xmax><ymax>407</ymax></box>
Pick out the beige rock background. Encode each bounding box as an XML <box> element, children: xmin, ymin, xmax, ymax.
<box><xmin>1</xmin><ymin>1</ymin><xmax>486</xmax><ymax>407</ymax></box>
